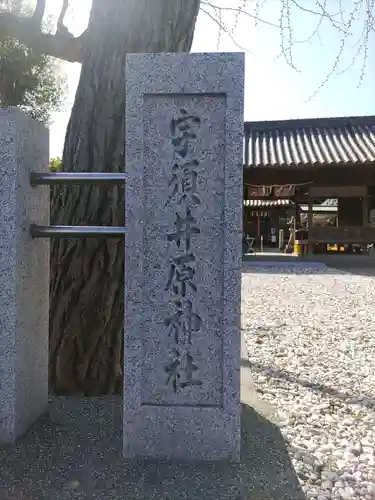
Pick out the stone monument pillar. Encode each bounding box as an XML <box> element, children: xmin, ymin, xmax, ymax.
<box><xmin>0</xmin><ymin>108</ymin><xmax>49</xmax><ymax>444</ymax></box>
<box><xmin>124</xmin><ymin>53</ymin><xmax>244</xmax><ymax>460</ymax></box>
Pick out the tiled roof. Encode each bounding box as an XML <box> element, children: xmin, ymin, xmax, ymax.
<box><xmin>244</xmin><ymin>115</ymin><xmax>375</xmax><ymax>168</ymax></box>
<box><xmin>243</xmin><ymin>199</ymin><xmax>292</xmax><ymax>207</ymax></box>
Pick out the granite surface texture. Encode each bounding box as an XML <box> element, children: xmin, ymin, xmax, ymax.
<box><xmin>124</xmin><ymin>53</ymin><xmax>244</xmax><ymax>460</ymax></box>
<box><xmin>0</xmin><ymin>107</ymin><xmax>49</xmax><ymax>444</ymax></box>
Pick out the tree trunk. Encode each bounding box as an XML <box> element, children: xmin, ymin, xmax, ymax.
<box><xmin>50</xmin><ymin>0</ymin><xmax>201</xmax><ymax>395</ymax></box>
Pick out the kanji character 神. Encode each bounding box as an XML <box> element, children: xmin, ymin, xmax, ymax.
<box><xmin>164</xmin><ymin>299</ymin><xmax>202</xmax><ymax>344</ymax></box>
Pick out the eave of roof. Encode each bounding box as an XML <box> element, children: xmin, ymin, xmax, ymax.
<box><xmin>243</xmin><ymin>198</ymin><xmax>338</xmax><ymax>210</ymax></box>
<box><xmin>244</xmin><ymin>114</ymin><xmax>375</xmax><ymax>168</ymax></box>
<box><xmin>243</xmin><ymin>199</ymin><xmax>292</xmax><ymax>208</ymax></box>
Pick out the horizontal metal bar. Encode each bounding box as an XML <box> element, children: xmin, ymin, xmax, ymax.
<box><xmin>30</xmin><ymin>172</ymin><xmax>126</xmax><ymax>186</ymax></box>
<box><xmin>30</xmin><ymin>225</ymin><xmax>125</xmax><ymax>238</ymax></box>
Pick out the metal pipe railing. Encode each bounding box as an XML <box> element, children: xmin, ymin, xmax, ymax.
<box><xmin>30</xmin><ymin>172</ymin><xmax>126</xmax><ymax>186</ymax></box>
<box><xmin>30</xmin><ymin>173</ymin><xmax>126</xmax><ymax>238</ymax></box>
<box><xmin>30</xmin><ymin>225</ymin><xmax>125</xmax><ymax>238</ymax></box>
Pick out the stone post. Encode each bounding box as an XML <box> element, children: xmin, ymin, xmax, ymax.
<box><xmin>0</xmin><ymin>108</ymin><xmax>49</xmax><ymax>444</ymax></box>
<box><xmin>124</xmin><ymin>53</ymin><xmax>244</xmax><ymax>460</ymax></box>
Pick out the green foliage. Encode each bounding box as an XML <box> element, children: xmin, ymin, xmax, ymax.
<box><xmin>0</xmin><ymin>0</ymin><xmax>67</xmax><ymax>125</ymax></box>
<box><xmin>50</xmin><ymin>157</ymin><xmax>62</xmax><ymax>171</ymax></box>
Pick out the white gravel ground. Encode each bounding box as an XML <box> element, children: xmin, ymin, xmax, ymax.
<box><xmin>242</xmin><ymin>264</ymin><xmax>375</xmax><ymax>500</ymax></box>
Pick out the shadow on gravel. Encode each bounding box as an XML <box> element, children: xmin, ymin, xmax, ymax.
<box><xmin>244</xmin><ymin>359</ymin><xmax>375</xmax><ymax>410</ymax></box>
<box><xmin>328</xmin><ymin>266</ymin><xmax>375</xmax><ymax>277</ymax></box>
<box><xmin>242</xmin><ymin>260</ymin><xmax>375</xmax><ymax>277</ymax></box>
<box><xmin>242</xmin><ymin>264</ymin><xmax>342</xmax><ymax>276</ymax></box>
<box><xmin>0</xmin><ymin>397</ymin><xmax>305</xmax><ymax>500</ymax></box>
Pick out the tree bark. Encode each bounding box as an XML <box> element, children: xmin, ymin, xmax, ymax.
<box><xmin>50</xmin><ymin>0</ymin><xmax>201</xmax><ymax>395</ymax></box>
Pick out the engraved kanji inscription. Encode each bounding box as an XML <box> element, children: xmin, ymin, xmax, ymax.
<box><xmin>164</xmin><ymin>107</ymin><xmax>203</xmax><ymax>393</ymax></box>
<box><xmin>165</xmin><ymin>253</ymin><xmax>197</xmax><ymax>296</ymax></box>
<box><xmin>170</xmin><ymin>108</ymin><xmax>201</xmax><ymax>159</ymax></box>
<box><xmin>166</xmin><ymin>208</ymin><xmax>200</xmax><ymax>251</ymax></box>
<box><xmin>165</xmin><ymin>160</ymin><xmax>201</xmax><ymax>207</ymax></box>
<box><xmin>164</xmin><ymin>299</ymin><xmax>202</xmax><ymax>344</ymax></box>
<box><xmin>165</xmin><ymin>349</ymin><xmax>203</xmax><ymax>391</ymax></box>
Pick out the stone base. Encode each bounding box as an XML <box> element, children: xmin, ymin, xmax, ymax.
<box><xmin>0</xmin><ymin>337</ymin><xmax>304</xmax><ymax>500</ymax></box>
<box><xmin>123</xmin><ymin>407</ymin><xmax>240</xmax><ymax>461</ymax></box>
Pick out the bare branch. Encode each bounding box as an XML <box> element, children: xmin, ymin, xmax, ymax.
<box><xmin>199</xmin><ymin>4</ymin><xmax>251</xmax><ymax>53</ymax></box>
<box><xmin>289</xmin><ymin>0</ymin><xmax>348</xmax><ymax>35</ymax></box>
<box><xmin>203</xmin><ymin>0</ymin><xmax>374</xmax><ymax>98</ymax></box>
<box><xmin>201</xmin><ymin>1</ymin><xmax>279</xmax><ymax>29</ymax></box>
<box><xmin>30</xmin><ymin>0</ymin><xmax>45</xmax><ymax>28</ymax></box>
<box><xmin>57</xmin><ymin>0</ymin><xmax>73</xmax><ymax>38</ymax></box>
<box><xmin>0</xmin><ymin>8</ymin><xmax>84</xmax><ymax>62</ymax></box>
<box><xmin>279</xmin><ymin>0</ymin><xmax>301</xmax><ymax>71</ymax></box>
<box><xmin>335</xmin><ymin>2</ymin><xmax>372</xmax><ymax>87</ymax></box>
<box><xmin>305</xmin><ymin>0</ymin><xmax>363</xmax><ymax>101</ymax></box>
<box><xmin>291</xmin><ymin>0</ymin><xmax>328</xmax><ymax>45</ymax></box>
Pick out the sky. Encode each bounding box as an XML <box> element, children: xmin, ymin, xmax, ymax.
<box><xmin>48</xmin><ymin>0</ymin><xmax>375</xmax><ymax>158</ymax></box>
